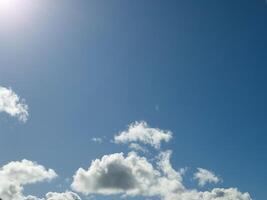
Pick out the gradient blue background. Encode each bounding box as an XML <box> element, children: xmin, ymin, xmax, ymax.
<box><xmin>0</xmin><ymin>1</ymin><xmax>266</xmax><ymax>199</ymax></box>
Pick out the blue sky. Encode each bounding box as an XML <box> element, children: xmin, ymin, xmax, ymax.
<box><xmin>0</xmin><ymin>1</ymin><xmax>266</xmax><ymax>200</ymax></box>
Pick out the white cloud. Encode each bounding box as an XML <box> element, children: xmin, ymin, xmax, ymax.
<box><xmin>72</xmin><ymin>151</ymin><xmax>198</xmax><ymax>199</ymax></box>
<box><xmin>71</xmin><ymin>152</ymin><xmax>163</xmax><ymax>196</ymax></box>
<box><xmin>0</xmin><ymin>122</ymin><xmax>252</xmax><ymax>200</ymax></box>
<box><xmin>114</xmin><ymin>121</ymin><xmax>172</xmax><ymax>149</ymax></box>
<box><xmin>45</xmin><ymin>191</ymin><xmax>81</xmax><ymax>200</ymax></box>
<box><xmin>91</xmin><ymin>137</ymin><xmax>103</xmax><ymax>144</ymax></box>
<box><xmin>182</xmin><ymin>188</ymin><xmax>252</xmax><ymax>200</ymax></box>
<box><xmin>0</xmin><ymin>159</ymin><xmax>57</xmax><ymax>185</ymax></box>
<box><xmin>0</xmin><ymin>86</ymin><xmax>29</xmax><ymax>122</ymax></box>
<box><xmin>71</xmin><ymin>145</ymin><xmax>251</xmax><ymax>200</ymax></box>
<box><xmin>0</xmin><ymin>159</ymin><xmax>57</xmax><ymax>200</ymax></box>
<box><xmin>194</xmin><ymin>168</ymin><xmax>220</xmax><ymax>187</ymax></box>
<box><xmin>203</xmin><ymin>188</ymin><xmax>251</xmax><ymax>200</ymax></box>
<box><xmin>25</xmin><ymin>191</ymin><xmax>81</xmax><ymax>200</ymax></box>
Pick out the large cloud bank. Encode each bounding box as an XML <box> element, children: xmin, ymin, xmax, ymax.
<box><xmin>0</xmin><ymin>86</ymin><xmax>28</xmax><ymax>122</ymax></box>
<box><xmin>72</xmin><ymin>121</ymin><xmax>252</xmax><ymax>200</ymax></box>
<box><xmin>0</xmin><ymin>121</ymin><xmax>252</xmax><ymax>200</ymax></box>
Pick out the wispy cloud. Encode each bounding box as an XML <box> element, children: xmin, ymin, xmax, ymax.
<box><xmin>194</xmin><ymin>168</ymin><xmax>221</xmax><ymax>187</ymax></box>
<box><xmin>91</xmin><ymin>137</ymin><xmax>103</xmax><ymax>144</ymax></box>
<box><xmin>129</xmin><ymin>143</ymin><xmax>148</xmax><ymax>153</ymax></box>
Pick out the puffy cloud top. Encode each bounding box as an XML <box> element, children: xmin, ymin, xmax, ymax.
<box><xmin>71</xmin><ymin>152</ymin><xmax>161</xmax><ymax>196</ymax></box>
<box><xmin>114</xmin><ymin>121</ymin><xmax>172</xmax><ymax>149</ymax></box>
<box><xmin>0</xmin><ymin>86</ymin><xmax>28</xmax><ymax>122</ymax></box>
<box><xmin>0</xmin><ymin>159</ymin><xmax>57</xmax><ymax>185</ymax></box>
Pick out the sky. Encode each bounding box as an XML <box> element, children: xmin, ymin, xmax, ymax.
<box><xmin>0</xmin><ymin>0</ymin><xmax>266</xmax><ymax>200</ymax></box>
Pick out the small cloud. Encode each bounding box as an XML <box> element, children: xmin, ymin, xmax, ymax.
<box><xmin>155</xmin><ymin>105</ymin><xmax>160</xmax><ymax>111</ymax></box>
<box><xmin>114</xmin><ymin>121</ymin><xmax>172</xmax><ymax>149</ymax></box>
<box><xmin>0</xmin><ymin>86</ymin><xmax>29</xmax><ymax>122</ymax></box>
<box><xmin>91</xmin><ymin>137</ymin><xmax>103</xmax><ymax>144</ymax></box>
<box><xmin>194</xmin><ymin>168</ymin><xmax>221</xmax><ymax>187</ymax></box>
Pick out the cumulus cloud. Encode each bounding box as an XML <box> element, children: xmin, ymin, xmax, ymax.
<box><xmin>114</xmin><ymin>121</ymin><xmax>172</xmax><ymax>149</ymax></box>
<box><xmin>71</xmin><ymin>152</ymin><xmax>162</xmax><ymax>196</ymax></box>
<box><xmin>71</xmin><ymin>150</ymin><xmax>251</xmax><ymax>200</ymax></box>
<box><xmin>71</xmin><ymin>150</ymin><xmax>194</xmax><ymax>199</ymax></box>
<box><xmin>0</xmin><ymin>160</ymin><xmax>57</xmax><ymax>200</ymax></box>
<box><xmin>71</xmin><ymin>151</ymin><xmax>251</xmax><ymax>200</ymax></box>
<box><xmin>0</xmin><ymin>122</ymin><xmax>252</xmax><ymax>200</ymax></box>
<box><xmin>72</xmin><ymin>120</ymin><xmax>252</xmax><ymax>200</ymax></box>
<box><xmin>0</xmin><ymin>159</ymin><xmax>57</xmax><ymax>185</ymax></box>
<box><xmin>0</xmin><ymin>86</ymin><xmax>29</xmax><ymax>122</ymax></box>
<box><xmin>194</xmin><ymin>168</ymin><xmax>220</xmax><ymax>187</ymax></box>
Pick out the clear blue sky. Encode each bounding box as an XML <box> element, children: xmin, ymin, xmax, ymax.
<box><xmin>0</xmin><ymin>0</ymin><xmax>266</xmax><ymax>200</ymax></box>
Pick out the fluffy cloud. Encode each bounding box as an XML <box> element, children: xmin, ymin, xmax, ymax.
<box><xmin>0</xmin><ymin>86</ymin><xmax>29</xmax><ymax>122</ymax></box>
<box><xmin>114</xmin><ymin>121</ymin><xmax>172</xmax><ymax>149</ymax></box>
<box><xmin>72</xmin><ymin>127</ymin><xmax>252</xmax><ymax>200</ymax></box>
<box><xmin>71</xmin><ymin>150</ymin><xmax>191</xmax><ymax>199</ymax></box>
<box><xmin>194</xmin><ymin>168</ymin><xmax>220</xmax><ymax>187</ymax></box>
<box><xmin>71</xmin><ymin>152</ymin><xmax>162</xmax><ymax>196</ymax></box>
<box><xmin>0</xmin><ymin>160</ymin><xmax>57</xmax><ymax>200</ymax></box>
<box><xmin>71</xmin><ymin>151</ymin><xmax>251</xmax><ymax>200</ymax></box>
<box><xmin>0</xmin><ymin>122</ymin><xmax>252</xmax><ymax>200</ymax></box>
<box><xmin>0</xmin><ymin>159</ymin><xmax>57</xmax><ymax>185</ymax></box>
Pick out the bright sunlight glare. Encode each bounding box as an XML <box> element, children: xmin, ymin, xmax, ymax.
<box><xmin>0</xmin><ymin>0</ymin><xmax>40</xmax><ymax>28</ymax></box>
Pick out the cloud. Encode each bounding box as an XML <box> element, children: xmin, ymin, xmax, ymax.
<box><xmin>71</xmin><ymin>151</ymin><xmax>163</xmax><ymax>196</ymax></box>
<box><xmin>0</xmin><ymin>86</ymin><xmax>29</xmax><ymax>122</ymax></box>
<box><xmin>71</xmin><ymin>150</ymin><xmax>251</xmax><ymax>200</ymax></box>
<box><xmin>194</xmin><ymin>168</ymin><xmax>220</xmax><ymax>187</ymax></box>
<box><xmin>72</xmin><ymin>121</ymin><xmax>252</xmax><ymax>200</ymax></box>
<box><xmin>0</xmin><ymin>159</ymin><xmax>57</xmax><ymax>185</ymax></box>
<box><xmin>91</xmin><ymin>137</ymin><xmax>103</xmax><ymax>144</ymax></box>
<box><xmin>0</xmin><ymin>122</ymin><xmax>252</xmax><ymax>200</ymax></box>
<box><xmin>25</xmin><ymin>191</ymin><xmax>81</xmax><ymax>200</ymax></box>
<box><xmin>114</xmin><ymin>121</ymin><xmax>172</xmax><ymax>149</ymax></box>
<box><xmin>185</xmin><ymin>188</ymin><xmax>252</xmax><ymax>200</ymax></box>
<box><xmin>0</xmin><ymin>159</ymin><xmax>57</xmax><ymax>200</ymax></box>
<box><xmin>71</xmin><ymin>150</ymin><xmax>188</xmax><ymax>199</ymax></box>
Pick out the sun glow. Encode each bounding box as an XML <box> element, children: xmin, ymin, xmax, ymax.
<box><xmin>0</xmin><ymin>0</ymin><xmax>39</xmax><ymax>28</ymax></box>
